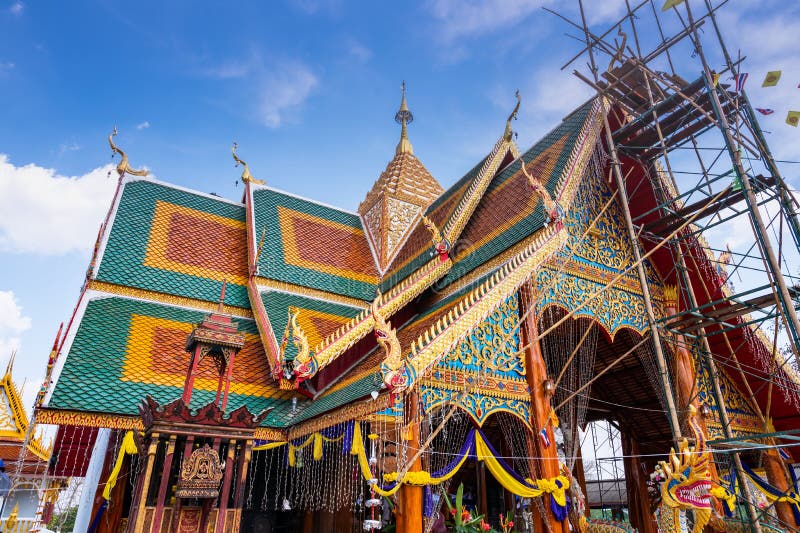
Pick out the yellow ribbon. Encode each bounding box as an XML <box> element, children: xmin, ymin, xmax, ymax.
<box><xmin>259</xmin><ymin>432</ymin><xmax>343</xmax><ymax>464</ymax></box>
<box><xmin>474</xmin><ymin>431</ymin><xmax>569</xmax><ymax>500</ymax></box>
<box><xmin>252</xmin><ymin>441</ymin><xmax>287</xmax><ymax>452</ymax></box>
<box><xmin>382</xmin><ymin>446</ymin><xmax>471</xmax><ymax>486</ymax></box>
<box><xmin>350</xmin><ymin>422</ymin><xmax>402</xmax><ymax>497</ymax></box>
<box><xmin>102</xmin><ymin>431</ymin><xmax>138</xmax><ymax>500</ymax></box>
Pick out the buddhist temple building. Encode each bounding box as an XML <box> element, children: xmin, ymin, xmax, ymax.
<box><xmin>0</xmin><ymin>358</ymin><xmax>63</xmax><ymax>532</ymax></box>
<box><xmin>32</xmin><ymin>73</ymin><xmax>800</xmax><ymax>533</ymax></box>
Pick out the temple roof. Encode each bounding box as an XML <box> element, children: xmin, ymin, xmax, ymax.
<box><xmin>95</xmin><ymin>179</ymin><xmax>249</xmax><ymax>308</ymax></box>
<box><xmin>45</xmin><ymin>98</ymin><xmax>599</xmax><ymax>430</ymax></box>
<box><xmin>359</xmin><ymin>152</ymin><xmax>444</xmax><ymax>214</ymax></box>
<box><xmin>43</xmin><ymin>93</ymin><xmax>800</xmax><ymax>442</ymax></box>
<box><xmin>46</xmin><ymin>296</ymin><xmax>301</xmax><ymax>426</ymax></box>
<box><xmin>253</xmin><ymin>187</ymin><xmax>379</xmax><ymax>301</ymax></box>
<box><xmin>358</xmin><ymin>86</ymin><xmax>443</xmax><ymax>269</ymax></box>
<box><xmin>0</xmin><ymin>362</ymin><xmax>50</xmax><ymax>474</ymax></box>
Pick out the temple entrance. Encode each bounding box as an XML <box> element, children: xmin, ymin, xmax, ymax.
<box><xmin>537</xmin><ymin>307</ymin><xmax>674</xmax><ymax>533</ymax></box>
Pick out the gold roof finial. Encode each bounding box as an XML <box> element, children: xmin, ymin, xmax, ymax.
<box><xmin>504</xmin><ymin>90</ymin><xmax>521</xmax><ymax>141</ymax></box>
<box><xmin>232</xmin><ymin>142</ymin><xmax>265</xmax><ymax>185</ymax></box>
<box><xmin>109</xmin><ymin>127</ymin><xmax>149</xmax><ymax>178</ymax></box>
<box><xmin>395</xmin><ymin>81</ymin><xmax>414</xmax><ymax>155</ymax></box>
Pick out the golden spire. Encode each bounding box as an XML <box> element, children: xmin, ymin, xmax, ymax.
<box><xmin>395</xmin><ymin>81</ymin><xmax>414</xmax><ymax>155</ymax></box>
<box><xmin>504</xmin><ymin>90</ymin><xmax>521</xmax><ymax>141</ymax></box>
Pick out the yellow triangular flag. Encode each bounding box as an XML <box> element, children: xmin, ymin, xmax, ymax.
<box><xmin>787</xmin><ymin>111</ymin><xmax>800</xmax><ymax>127</ymax></box>
<box><xmin>762</xmin><ymin>70</ymin><xmax>782</xmax><ymax>87</ymax></box>
<box><xmin>662</xmin><ymin>0</ymin><xmax>685</xmax><ymax>11</ymax></box>
<box><xmin>712</xmin><ymin>72</ymin><xmax>721</xmax><ymax>87</ymax></box>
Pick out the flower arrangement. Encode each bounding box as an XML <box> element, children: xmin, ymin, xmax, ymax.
<box><xmin>498</xmin><ymin>511</ymin><xmax>516</xmax><ymax>533</ymax></box>
<box><xmin>442</xmin><ymin>484</ymin><xmax>491</xmax><ymax>532</ymax></box>
<box><xmin>441</xmin><ymin>484</ymin><xmax>519</xmax><ymax>532</ymax></box>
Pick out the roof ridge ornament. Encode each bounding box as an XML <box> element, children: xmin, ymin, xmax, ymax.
<box><xmin>504</xmin><ymin>90</ymin><xmax>521</xmax><ymax>141</ymax></box>
<box><xmin>109</xmin><ymin>127</ymin><xmax>149</xmax><ymax>178</ymax></box>
<box><xmin>422</xmin><ymin>215</ymin><xmax>451</xmax><ymax>262</ymax></box>
<box><xmin>232</xmin><ymin>142</ymin><xmax>265</xmax><ymax>185</ymax></box>
<box><xmin>520</xmin><ymin>157</ymin><xmax>563</xmax><ymax>229</ymax></box>
<box><xmin>372</xmin><ymin>292</ymin><xmax>407</xmax><ymax>393</ymax></box>
<box><xmin>395</xmin><ymin>81</ymin><xmax>414</xmax><ymax>155</ymax></box>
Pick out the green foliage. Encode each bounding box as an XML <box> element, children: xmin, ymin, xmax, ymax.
<box><xmin>48</xmin><ymin>505</ymin><xmax>78</xmax><ymax>532</ymax></box>
<box><xmin>442</xmin><ymin>483</ymin><xmax>493</xmax><ymax>532</ymax></box>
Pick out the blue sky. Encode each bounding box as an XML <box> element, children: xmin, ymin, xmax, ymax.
<box><xmin>1</xmin><ymin>0</ymin><xmax>798</xmax><ymax>412</ymax></box>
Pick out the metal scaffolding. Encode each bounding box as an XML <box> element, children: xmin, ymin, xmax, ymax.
<box><xmin>581</xmin><ymin>420</ymin><xmax>627</xmax><ymax>516</ymax></box>
<box><xmin>550</xmin><ymin>1</ymin><xmax>800</xmax><ymax>531</ymax></box>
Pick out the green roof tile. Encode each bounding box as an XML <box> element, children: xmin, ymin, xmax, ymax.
<box><xmin>96</xmin><ymin>180</ymin><xmax>250</xmax><ymax>308</ymax></box>
<box><xmin>253</xmin><ymin>188</ymin><xmax>379</xmax><ymax>301</ymax></box>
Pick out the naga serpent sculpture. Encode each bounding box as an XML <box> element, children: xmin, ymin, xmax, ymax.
<box><xmin>109</xmin><ymin>127</ymin><xmax>149</xmax><ymax>178</ymax></box>
<box><xmin>280</xmin><ymin>307</ymin><xmax>316</xmax><ymax>384</ymax></box>
<box><xmin>654</xmin><ymin>406</ymin><xmax>712</xmax><ymax>533</ymax></box>
<box><xmin>232</xmin><ymin>142</ymin><xmax>265</xmax><ymax>185</ymax></box>
<box><xmin>373</xmin><ymin>293</ymin><xmax>407</xmax><ymax>392</ymax></box>
<box><xmin>519</xmin><ymin>155</ymin><xmax>562</xmax><ymax>228</ymax></box>
<box><xmin>421</xmin><ymin>215</ymin><xmax>451</xmax><ymax>262</ymax></box>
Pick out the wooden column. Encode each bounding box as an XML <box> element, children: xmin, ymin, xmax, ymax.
<box><xmin>150</xmin><ymin>435</ymin><xmax>176</xmax><ymax>533</ymax></box>
<box><xmin>215</xmin><ymin>439</ymin><xmax>237</xmax><ymax>532</ymax></box>
<box><xmin>523</xmin><ymin>428</ymin><xmax>546</xmax><ymax>533</ymax></box>
<box><xmin>132</xmin><ymin>433</ymin><xmax>160</xmax><ymax>533</ymax></box>
<box><xmin>478</xmin><ymin>462</ymin><xmax>488</xmax><ymax>518</ymax></box>
<box><xmin>396</xmin><ymin>392</ymin><xmax>423</xmax><ymax>533</ymax></box>
<box><xmin>665</xmin><ymin>295</ymin><xmax>721</xmax><ymax>481</ymax></box>
<box><xmin>233</xmin><ymin>439</ymin><xmax>253</xmax><ymax>510</ymax></box>
<box><xmin>763</xmin><ymin>446</ymin><xmax>798</xmax><ymax>528</ymax></box>
<box><xmin>620</xmin><ymin>427</ymin><xmax>655</xmax><ymax>533</ymax></box>
<box><xmin>170</xmin><ymin>436</ymin><xmax>195</xmax><ymax>533</ymax></box>
<box><xmin>519</xmin><ymin>288</ymin><xmax>567</xmax><ymax>533</ymax></box>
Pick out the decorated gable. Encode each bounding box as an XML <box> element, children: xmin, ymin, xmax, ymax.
<box><xmin>536</xmin><ymin>162</ymin><xmax>665</xmax><ymax>338</ymax></box>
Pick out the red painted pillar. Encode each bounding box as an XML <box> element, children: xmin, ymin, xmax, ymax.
<box><xmin>215</xmin><ymin>439</ymin><xmax>237</xmax><ymax>531</ymax></box>
<box><xmin>396</xmin><ymin>393</ymin><xmax>423</xmax><ymax>533</ymax></box>
<box><xmin>150</xmin><ymin>435</ymin><xmax>176</xmax><ymax>533</ymax></box>
<box><xmin>519</xmin><ymin>287</ymin><xmax>567</xmax><ymax>533</ymax></box>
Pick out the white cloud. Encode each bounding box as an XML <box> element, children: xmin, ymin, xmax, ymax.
<box><xmin>57</xmin><ymin>141</ymin><xmax>81</xmax><ymax>156</ymax></box>
<box><xmin>8</xmin><ymin>1</ymin><xmax>23</xmax><ymax>15</ymax></box>
<box><xmin>136</xmin><ymin>120</ymin><xmax>150</xmax><ymax>130</ymax></box>
<box><xmin>198</xmin><ymin>51</ymin><xmax>318</xmax><ymax>128</ymax></box>
<box><xmin>0</xmin><ymin>290</ymin><xmax>31</xmax><ymax>358</ymax></box>
<box><xmin>346</xmin><ymin>37</ymin><xmax>373</xmax><ymax>63</ymax></box>
<box><xmin>202</xmin><ymin>60</ymin><xmax>253</xmax><ymax>80</ymax></box>
<box><xmin>489</xmin><ymin>61</ymin><xmax>594</xmax><ymax>143</ymax></box>
<box><xmin>257</xmin><ymin>61</ymin><xmax>319</xmax><ymax>128</ymax></box>
<box><xmin>0</xmin><ymin>155</ymin><xmax>117</xmax><ymax>255</ymax></box>
<box><xmin>0</xmin><ymin>61</ymin><xmax>14</xmax><ymax>74</ymax></box>
<box><xmin>427</xmin><ymin>0</ymin><xmax>546</xmax><ymax>42</ymax></box>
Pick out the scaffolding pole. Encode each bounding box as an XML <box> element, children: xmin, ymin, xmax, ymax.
<box><xmin>577</xmin><ymin>0</ymin><xmax>684</xmax><ymax>444</ymax></box>
<box><xmin>558</xmin><ymin>0</ymin><xmax>800</xmax><ymax>531</ymax></box>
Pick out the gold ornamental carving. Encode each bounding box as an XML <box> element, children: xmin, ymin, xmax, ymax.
<box><xmin>176</xmin><ymin>444</ymin><xmax>224</xmax><ymax>499</ymax></box>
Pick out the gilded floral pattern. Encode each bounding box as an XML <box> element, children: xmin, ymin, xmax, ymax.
<box><xmin>420</xmin><ymin>386</ymin><xmax>530</xmax><ymax>427</ymax></box>
<box><xmin>537</xmin><ymin>164</ymin><xmax>664</xmax><ymax>337</ymax></box>
<box><xmin>420</xmin><ymin>295</ymin><xmax>528</xmax><ymax>425</ymax></box>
